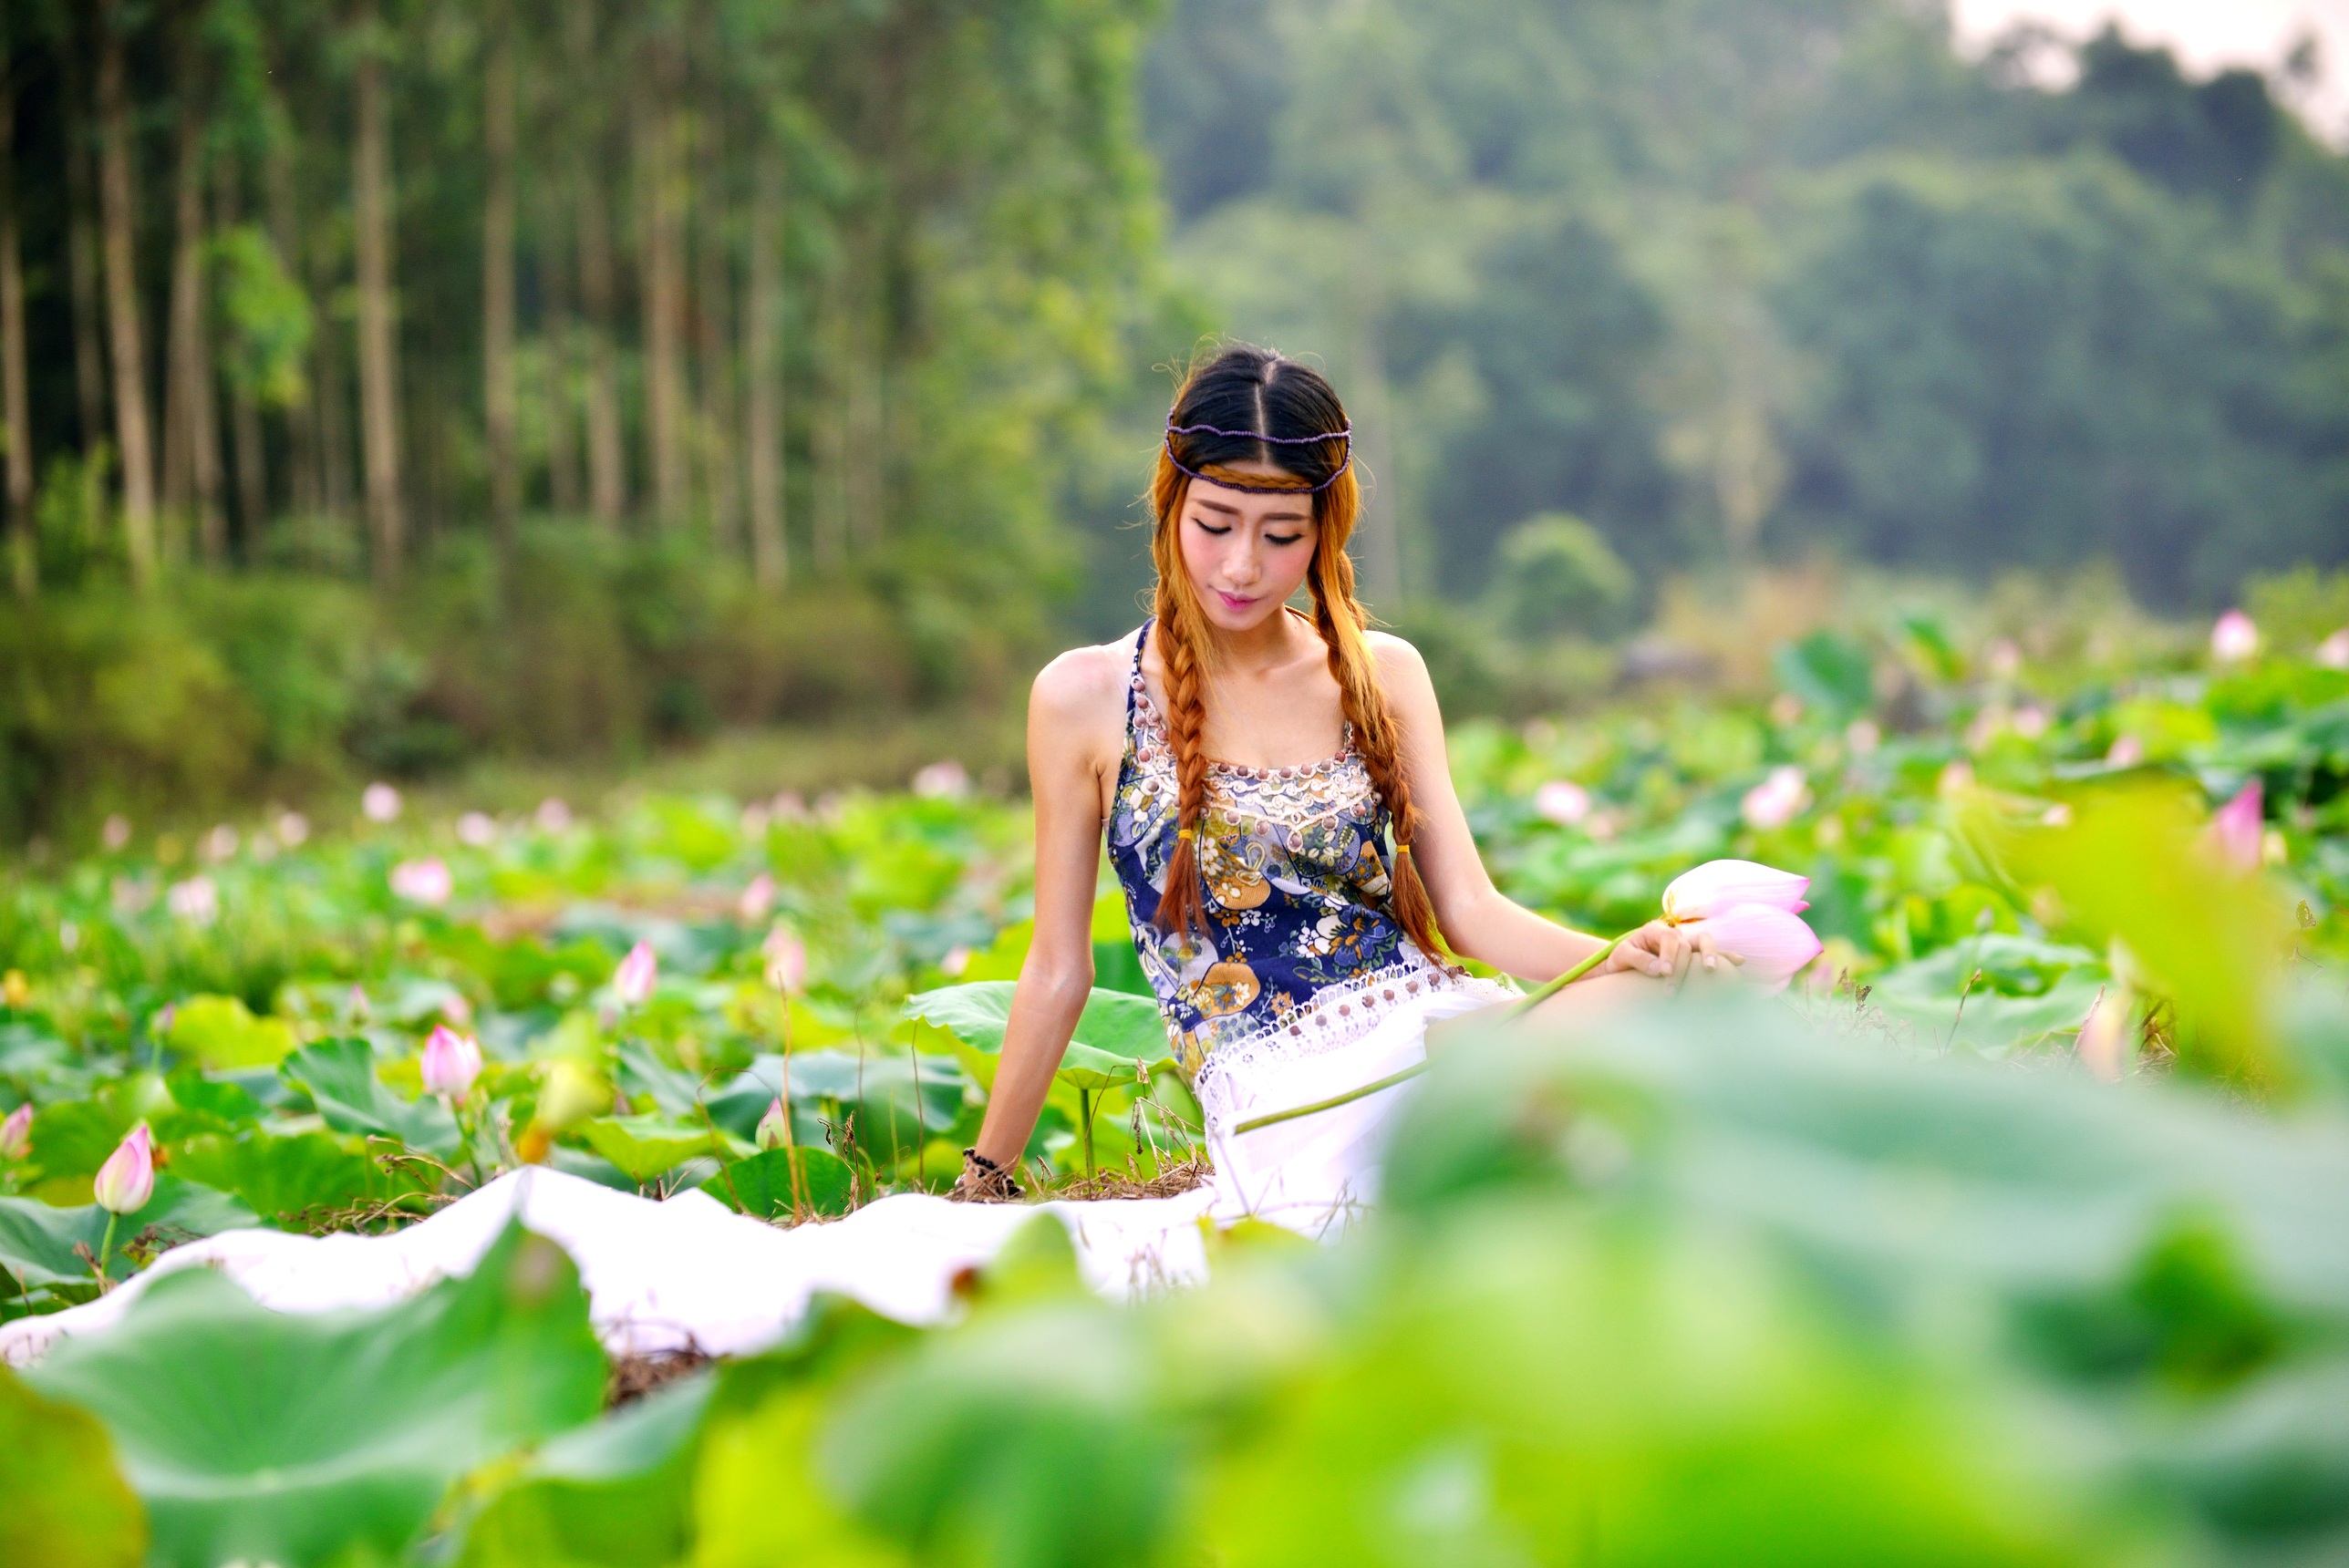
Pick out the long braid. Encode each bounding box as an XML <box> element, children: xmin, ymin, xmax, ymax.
<box><xmin>1307</xmin><ymin>542</ymin><xmax>1445</xmax><ymax>959</ymax></box>
<box><xmin>1150</xmin><ymin>570</ymin><xmax>1217</xmax><ymax>942</ymax></box>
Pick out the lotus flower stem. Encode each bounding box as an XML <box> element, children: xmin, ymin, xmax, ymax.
<box><xmin>1233</xmin><ymin>934</ymin><xmax>1630</xmax><ymax>1137</ymax></box>
<box><xmin>1504</xmin><ymin>933</ymin><xmax>1627</xmax><ymax>1019</ymax></box>
<box><xmin>95</xmin><ymin>1212</ymin><xmax>119</xmax><ymax>1287</ymax></box>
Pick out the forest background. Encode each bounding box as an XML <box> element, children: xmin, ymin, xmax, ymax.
<box><xmin>1</xmin><ymin>0</ymin><xmax>2345</xmax><ymax>848</ymax></box>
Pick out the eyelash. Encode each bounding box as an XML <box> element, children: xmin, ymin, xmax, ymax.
<box><xmin>1195</xmin><ymin>521</ymin><xmax>1305</xmax><ymax>546</ymax></box>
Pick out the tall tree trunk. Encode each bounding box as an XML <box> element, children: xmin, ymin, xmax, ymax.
<box><xmin>215</xmin><ymin>161</ymin><xmax>267</xmax><ymax>545</ymax></box>
<box><xmin>165</xmin><ymin>54</ymin><xmax>226</xmax><ymax>566</ymax></box>
<box><xmin>352</xmin><ymin>8</ymin><xmax>404</xmax><ymax>585</ymax></box>
<box><xmin>96</xmin><ymin>0</ymin><xmax>159</xmax><ymax>585</ymax></box>
<box><xmin>62</xmin><ymin>43</ymin><xmax>109</xmax><ymax>458</ymax></box>
<box><xmin>481</xmin><ymin>0</ymin><xmax>519</xmax><ymax>552</ymax></box>
<box><xmin>567</xmin><ymin>3</ymin><xmax>624</xmax><ymax>529</ymax></box>
<box><xmin>264</xmin><ymin>125</ymin><xmax>319</xmax><ymax>518</ymax></box>
<box><xmin>635</xmin><ymin>41</ymin><xmax>688</xmax><ymax>528</ymax></box>
<box><xmin>0</xmin><ymin>65</ymin><xmax>35</xmax><ymax>595</ymax></box>
<box><xmin>743</xmin><ymin>144</ymin><xmax>786</xmax><ymax>592</ymax></box>
<box><xmin>543</xmin><ymin>219</ymin><xmax>581</xmax><ymax>515</ymax></box>
<box><xmin>812</xmin><ymin>260</ymin><xmax>847</xmax><ymax>573</ymax></box>
<box><xmin>690</xmin><ymin>62</ymin><xmax>740</xmax><ymax>556</ymax></box>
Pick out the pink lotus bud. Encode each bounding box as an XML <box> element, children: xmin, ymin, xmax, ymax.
<box><xmin>2210</xmin><ymin>610</ymin><xmax>2258</xmax><ymax>664</ymax></box>
<box><xmin>1661</xmin><ymin>859</ymin><xmax>1811</xmax><ymax>923</ymax></box>
<box><xmin>756</xmin><ymin>1096</ymin><xmax>792</xmax><ymax>1150</ymax></box>
<box><xmin>2105</xmin><ymin>734</ymin><xmax>2144</xmax><ymax>768</ymax></box>
<box><xmin>739</xmin><ymin>872</ymin><xmax>776</xmax><ymax>923</ymax></box>
<box><xmin>388</xmin><ymin>857</ymin><xmax>453</xmax><ymax>906</ymax></box>
<box><xmin>614</xmin><ymin>940</ymin><xmax>658</xmax><ymax>1006</ymax></box>
<box><xmin>2317</xmin><ymin>629</ymin><xmax>2349</xmax><ymax>670</ymax></box>
<box><xmin>2207</xmin><ymin>779</ymin><xmax>2263</xmax><ymax>872</ymax></box>
<box><xmin>1984</xmin><ymin>638</ymin><xmax>2022</xmax><ymax>679</ymax></box>
<box><xmin>456</xmin><ymin>811</ymin><xmax>498</xmax><ymax>848</ymax></box>
<box><xmin>1533</xmin><ymin>779</ymin><xmax>1592</xmax><ymax>826</ymax></box>
<box><xmin>535</xmin><ymin>797</ymin><xmax>573</xmax><ymax>832</ymax></box>
<box><xmin>1740</xmin><ymin>766</ymin><xmax>1810</xmax><ymax>830</ymax></box>
<box><xmin>1673</xmin><ymin>903</ymin><xmax>1823</xmax><ymax>996</ymax></box>
<box><xmin>101</xmin><ymin>814</ymin><xmax>132</xmax><ymax>851</ymax></box>
<box><xmin>166</xmin><ymin>875</ymin><xmax>220</xmax><ymax>925</ymax></box>
<box><xmin>2076</xmin><ymin>990</ymin><xmax>2127</xmax><ymax>1083</ymax></box>
<box><xmin>420</xmin><ymin>1024</ymin><xmax>482</xmax><ymax>1098</ymax></box>
<box><xmin>93</xmin><ymin>1123</ymin><xmax>155</xmax><ymax>1214</ymax></box>
<box><xmin>362</xmin><ymin>781</ymin><xmax>403</xmax><ymax>822</ymax></box>
<box><xmin>762</xmin><ymin>925</ymin><xmax>807</xmax><ymax>994</ymax></box>
<box><xmin>941</xmin><ymin>944</ymin><xmax>972</xmax><ymax>978</ymax></box>
<box><xmin>912</xmin><ymin>760</ymin><xmax>970</xmax><ymax>799</ymax></box>
<box><xmin>0</xmin><ymin>1103</ymin><xmax>31</xmax><ymax>1161</ymax></box>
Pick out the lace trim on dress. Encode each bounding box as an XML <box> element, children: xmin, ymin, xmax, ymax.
<box><xmin>1191</xmin><ymin>959</ymin><xmax>1502</xmax><ymax>1135</ymax></box>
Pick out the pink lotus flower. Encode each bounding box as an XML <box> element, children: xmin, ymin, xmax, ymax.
<box><xmin>456</xmin><ymin>811</ymin><xmax>498</xmax><ymax>848</ymax></box>
<box><xmin>912</xmin><ymin>760</ymin><xmax>970</xmax><ymax>799</ymax></box>
<box><xmin>762</xmin><ymin>926</ymin><xmax>807</xmax><ymax>994</ymax></box>
<box><xmin>2318</xmin><ymin>629</ymin><xmax>2349</xmax><ymax>670</ymax></box>
<box><xmin>2105</xmin><ymin>734</ymin><xmax>2144</xmax><ymax>768</ymax></box>
<box><xmin>0</xmin><ymin>1103</ymin><xmax>31</xmax><ymax>1161</ymax></box>
<box><xmin>740</xmin><ymin>872</ymin><xmax>777</xmax><ymax>923</ymax></box>
<box><xmin>2210</xmin><ymin>610</ymin><xmax>2259</xmax><ymax>664</ymax></box>
<box><xmin>93</xmin><ymin>1123</ymin><xmax>155</xmax><ymax>1214</ymax></box>
<box><xmin>166</xmin><ymin>875</ymin><xmax>220</xmax><ymax>925</ymax></box>
<box><xmin>1740</xmin><ymin>766</ymin><xmax>1810</xmax><ymax>830</ymax></box>
<box><xmin>2208</xmin><ymin>779</ymin><xmax>2263</xmax><ymax>873</ymax></box>
<box><xmin>756</xmin><ymin>1096</ymin><xmax>792</xmax><ymax>1150</ymax></box>
<box><xmin>1661</xmin><ymin>859</ymin><xmax>1811</xmax><ymax>923</ymax></box>
<box><xmin>1671</xmin><ymin>903</ymin><xmax>1823</xmax><ymax>996</ymax></box>
<box><xmin>614</xmin><ymin>940</ymin><xmax>658</xmax><ymax>1007</ymax></box>
<box><xmin>535</xmin><ymin>797</ymin><xmax>573</xmax><ymax>832</ymax></box>
<box><xmin>420</xmin><ymin>1024</ymin><xmax>482</xmax><ymax>1098</ymax></box>
<box><xmin>362</xmin><ymin>781</ymin><xmax>403</xmax><ymax>822</ymax></box>
<box><xmin>389</xmin><ymin>857</ymin><xmax>453</xmax><ymax>906</ymax></box>
<box><xmin>1533</xmin><ymin>780</ymin><xmax>1592</xmax><ymax>826</ymax></box>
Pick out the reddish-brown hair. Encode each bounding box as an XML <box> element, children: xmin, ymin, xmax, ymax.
<box><xmin>1149</xmin><ymin>346</ymin><xmax>1444</xmax><ymax>959</ymax></box>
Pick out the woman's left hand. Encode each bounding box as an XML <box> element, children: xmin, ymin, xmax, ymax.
<box><xmin>1602</xmin><ymin>919</ymin><xmax>1743</xmax><ymax>985</ymax></box>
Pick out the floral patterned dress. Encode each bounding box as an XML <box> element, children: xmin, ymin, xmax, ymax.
<box><xmin>1107</xmin><ymin>622</ymin><xmax>1489</xmax><ymax>1132</ymax></box>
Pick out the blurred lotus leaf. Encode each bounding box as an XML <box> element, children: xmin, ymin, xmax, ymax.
<box><xmin>24</xmin><ymin>1223</ymin><xmax>605</xmax><ymax>1568</ymax></box>
<box><xmin>579</xmin><ymin>1116</ymin><xmax>750</xmax><ymax>1184</ymax></box>
<box><xmin>165</xmin><ymin>995</ymin><xmax>299</xmax><ymax>1070</ymax></box>
<box><xmin>0</xmin><ymin>1364</ymin><xmax>148</xmax><ymax>1568</ymax></box>
<box><xmin>454</xmin><ymin>1372</ymin><xmax>713</xmax><ymax>1568</ymax></box>
<box><xmin>166</xmin><ymin>1130</ymin><xmax>394</xmax><ymax>1225</ymax></box>
<box><xmin>1773</xmin><ymin>629</ymin><xmax>1876</xmax><ymax>719</ymax></box>
<box><xmin>279</xmin><ymin>1037</ymin><xmax>461</xmax><ymax>1157</ymax></box>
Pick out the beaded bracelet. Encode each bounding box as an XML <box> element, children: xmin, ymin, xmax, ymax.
<box><xmin>952</xmin><ymin>1147</ymin><xmax>1024</xmax><ymax>1202</ymax></box>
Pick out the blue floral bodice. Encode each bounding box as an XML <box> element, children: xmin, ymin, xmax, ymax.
<box><xmin>1107</xmin><ymin>623</ymin><xmax>1461</xmax><ymax>1095</ymax></box>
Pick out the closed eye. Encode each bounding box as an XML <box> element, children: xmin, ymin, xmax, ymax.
<box><xmin>1267</xmin><ymin>533</ymin><xmax>1304</xmax><ymax>546</ymax></box>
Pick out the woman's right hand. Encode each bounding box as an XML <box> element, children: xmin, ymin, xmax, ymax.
<box><xmin>1601</xmin><ymin>918</ymin><xmax>1744</xmax><ymax>984</ymax></box>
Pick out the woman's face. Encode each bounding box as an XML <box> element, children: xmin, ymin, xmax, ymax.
<box><xmin>1177</xmin><ymin>465</ymin><xmax>1319</xmax><ymax>634</ymax></box>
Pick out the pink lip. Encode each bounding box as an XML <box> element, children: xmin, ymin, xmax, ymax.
<box><xmin>1215</xmin><ymin>591</ymin><xmax>1257</xmax><ymax>614</ymax></box>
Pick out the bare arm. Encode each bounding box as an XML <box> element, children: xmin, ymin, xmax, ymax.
<box><xmin>1373</xmin><ymin>635</ymin><xmax>1688</xmax><ymax>985</ymax></box>
<box><xmin>966</xmin><ymin>647</ymin><xmax>1126</xmax><ymax>1173</ymax></box>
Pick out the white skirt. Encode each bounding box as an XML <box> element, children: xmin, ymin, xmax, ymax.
<box><xmin>0</xmin><ymin>981</ymin><xmax>1510</xmax><ymax>1367</ymax></box>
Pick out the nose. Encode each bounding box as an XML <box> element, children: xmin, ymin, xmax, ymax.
<box><xmin>1221</xmin><ymin>532</ymin><xmax>1263</xmax><ymax>587</ymax></box>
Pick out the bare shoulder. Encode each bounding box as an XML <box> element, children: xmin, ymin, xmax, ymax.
<box><xmin>1029</xmin><ymin>637</ymin><xmax>1138</xmax><ymax>745</ymax></box>
<box><xmin>1366</xmin><ymin>629</ymin><xmax>1435</xmax><ymax>696</ymax></box>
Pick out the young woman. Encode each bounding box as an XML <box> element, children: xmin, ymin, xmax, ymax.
<box><xmin>955</xmin><ymin>344</ymin><xmax>1724</xmax><ymax>1212</ymax></box>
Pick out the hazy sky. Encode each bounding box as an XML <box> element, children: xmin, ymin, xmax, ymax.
<box><xmin>1951</xmin><ymin>0</ymin><xmax>2349</xmax><ymax>139</ymax></box>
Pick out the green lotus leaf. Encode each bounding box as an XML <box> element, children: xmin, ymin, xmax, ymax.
<box><xmin>166</xmin><ymin>1130</ymin><xmax>395</xmax><ymax>1225</ymax></box>
<box><xmin>699</xmin><ymin>1146</ymin><xmax>857</xmax><ymax>1220</ymax></box>
<box><xmin>579</xmin><ymin>1116</ymin><xmax>750</xmax><ymax>1184</ymax></box>
<box><xmin>279</xmin><ymin>1037</ymin><xmax>461</xmax><ymax>1157</ymax></box>
<box><xmin>166</xmin><ymin>995</ymin><xmax>300</xmax><ymax>1070</ymax></box>
<box><xmin>25</xmin><ymin>1222</ymin><xmax>605</xmax><ymax>1568</ymax></box>
<box><xmin>456</xmin><ymin>1372</ymin><xmax>714</xmax><ymax>1568</ymax></box>
<box><xmin>0</xmin><ymin>1176</ymin><xmax>261</xmax><ymax>1292</ymax></box>
<box><xmin>0</xmin><ymin>1364</ymin><xmax>148</xmax><ymax>1568</ymax></box>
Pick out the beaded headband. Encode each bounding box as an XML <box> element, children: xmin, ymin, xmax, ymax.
<box><xmin>1163</xmin><ymin>419</ymin><xmax>1353</xmax><ymax>494</ymax></box>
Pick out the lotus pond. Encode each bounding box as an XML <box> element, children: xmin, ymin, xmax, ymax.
<box><xmin>5</xmin><ymin>611</ymin><xmax>2349</xmax><ymax>1565</ymax></box>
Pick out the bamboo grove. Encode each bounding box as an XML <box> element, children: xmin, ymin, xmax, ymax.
<box><xmin>0</xmin><ymin>0</ymin><xmax>1164</xmax><ymax>599</ymax></box>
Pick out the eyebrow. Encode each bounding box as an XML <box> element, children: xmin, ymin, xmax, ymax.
<box><xmin>1191</xmin><ymin>497</ymin><xmax>1312</xmax><ymax>524</ymax></box>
